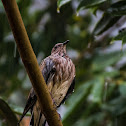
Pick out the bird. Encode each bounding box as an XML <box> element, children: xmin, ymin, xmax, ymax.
<box><xmin>18</xmin><ymin>40</ymin><xmax>76</xmax><ymax>126</ymax></box>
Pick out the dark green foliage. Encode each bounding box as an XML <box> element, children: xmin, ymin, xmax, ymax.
<box><xmin>0</xmin><ymin>98</ymin><xmax>18</xmax><ymax>126</ymax></box>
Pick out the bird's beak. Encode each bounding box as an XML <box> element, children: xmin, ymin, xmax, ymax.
<box><xmin>63</xmin><ymin>40</ymin><xmax>69</xmax><ymax>45</ymax></box>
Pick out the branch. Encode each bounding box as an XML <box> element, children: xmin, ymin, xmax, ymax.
<box><xmin>1</xmin><ymin>0</ymin><xmax>63</xmax><ymax>126</ymax></box>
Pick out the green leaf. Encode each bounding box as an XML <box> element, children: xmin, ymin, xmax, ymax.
<box><xmin>90</xmin><ymin>77</ymin><xmax>104</xmax><ymax>103</ymax></box>
<box><xmin>119</xmin><ymin>82</ymin><xmax>126</xmax><ymax>97</ymax></box>
<box><xmin>10</xmin><ymin>104</ymin><xmax>30</xmax><ymax>116</ymax></box>
<box><xmin>93</xmin><ymin>13</ymin><xmax>120</xmax><ymax>35</ymax></box>
<box><xmin>57</xmin><ymin>0</ymin><xmax>71</xmax><ymax>9</ymax></box>
<box><xmin>102</xmin><ymin>70</ymin><xmax>119</xmax><ymax>78</ymax></box>
<box><xmin>66</xmin><ymin>80</ymin><xmax>93</xmax><ymax>106</ymax></box>
<box><xmin>74</xmin><ymin>112</ymin><xmax>106</xmax><ymax>126</ymax></box>
<box><xmin>0</xmin><ymin>1</ymin><xmax>3</xmax><ymax>7</ymax></box>
<box><xmin>113</xmin><ymin>29</ymin><xmax>126</xmax><ymax>40</ymax></box>
<box><xmin>106</xmin><ymin>1</ymin><xmax>126</xmax><ymax>16</ymax></box>
<box><xmin>113</xmin><ymin>30</ymin><xmax>126</xmax><ymax>46</ymax></box>
<box><xmin>77</xmin><ymin>0</ymin><xmax>107</xmax><ymax>12</ymax></box>
<box><xmin>91</xmin><ymin>6</ymin><xmax>99</xmax><ymax>16</ymax></box>
<box><xmin>0</xmin><ymin>98</ymin><xmax>18</xmax><ymax>126</ymax></box>
<box><xmin>92</xmin><ymin>51</ymin><xmax>123</xmax><ymax>71</ymax></box>
<box><xmin>63</xmin><ymin>80</ymin><xmax>93</xmax><ymax>125</ymax></box>
<box><xmin>94</xmin><ymin>1</ymin><xmax>126</xmax><ymax>35</ymax></box>
<box><xmin>122</xmin><ymin>35</ymin><xmax>126</xmax><ymax>45</ymax></box>
<box><xmin>105</xmin><ymin>83</ymin><xmax>116</xmax><ymax>100</ymax></box>
<box><xmin>102</xmin><ymin>96</ymin><xmax>126</xmax><ymax>116</ymax></box>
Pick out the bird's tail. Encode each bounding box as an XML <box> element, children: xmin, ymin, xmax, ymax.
<box><xmin>30</xmin><ymin>112</ymin><xmax>46</xmax><ymax>126</ymax></box>
<box><xmin>29</xmin><ymin>102</ymin><xmax>47</xmax><ymax>126</ymax></box>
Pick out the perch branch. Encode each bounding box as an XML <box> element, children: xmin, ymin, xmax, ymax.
<box><xmin>1</xmin><ymin>0</ymin><xmax>63</xmax><ymax>126</ymax></box>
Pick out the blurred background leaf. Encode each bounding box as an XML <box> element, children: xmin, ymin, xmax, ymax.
<box><xmin>77</xmin><ymin>0</ymin><xmax>107</xmax><ymax>12</ymax></box>
<box><xmin>0</xmin><ymin>98</ymin><xmax>18</xmax><ymax>126</ymax></box>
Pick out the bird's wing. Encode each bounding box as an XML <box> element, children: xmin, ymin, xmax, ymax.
<box><xmin>17</xmin><ymin>88</ymin><xmax>37</xmax><ymax>125</ymax></box>
<box><xmin>18</xmin><ymin>57</ymin><xmax>56</xmax><ymax>126</ymax></box>
<box><xmin>40</xmin><ymin>57</ymin><xmax>56</xmax><ymax>84</ymax></box>
<box><xmin>59</xmin><ymin>77</ymin><xmax>75</xmax><ymax>106</ymax></box>
<box><xmin>30</xmin><ymin>57</ymin><xmax>56</xmax><ymax>126</ymax></box>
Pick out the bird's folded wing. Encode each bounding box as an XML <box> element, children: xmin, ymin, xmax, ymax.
<box><xmin>18</xmin><ymin>57</ymin><xmax>56</xmax><ymax>125</ymax></box>
<box><xmin>17</xmin><ymin>88</ymin><xmax>37</xmax><ymax>125</ymax></box>
<box><xmin>41</xmin><ymin>57</ymin><xmax>56</xmax><ymax>84</ymax></box>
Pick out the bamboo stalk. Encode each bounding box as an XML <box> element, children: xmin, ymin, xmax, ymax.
<box><xmin>1</xmin><ymin>0</ymin><xmax>63</xmax><ymax>126</ymax></box>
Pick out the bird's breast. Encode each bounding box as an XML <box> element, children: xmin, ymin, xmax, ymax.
<box><xmin>51</xmin><ymin>56</ymin><xmax>75</xmax><ymax>83</ymax></box>
<box><xmin>48</xmin><ymin>55</ymin><xmax>75</xmax><ymax>107</ymax></box>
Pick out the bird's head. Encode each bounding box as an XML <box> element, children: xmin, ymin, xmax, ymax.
<box><xmin>51</xmin><ymin>40</ymin><xmax>69</xmax><ymax>56</ymax></box>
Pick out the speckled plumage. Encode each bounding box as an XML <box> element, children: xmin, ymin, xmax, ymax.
<box><xmin>18</xmin><ymin>41</ymin><xmax>75</xmax><ymax>126</ymax></box>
